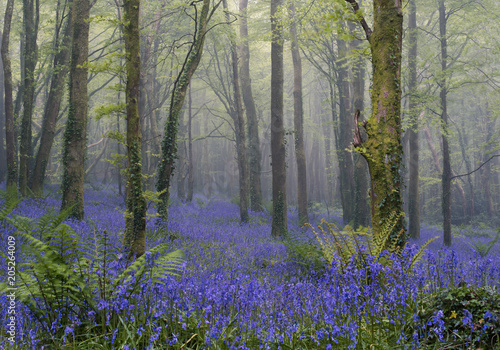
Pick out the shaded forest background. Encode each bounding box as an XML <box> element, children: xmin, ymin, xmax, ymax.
<box><xmin>0</xmin><ymin>0</ymin><xmax>498</xmax><ymax>238</ymax></box>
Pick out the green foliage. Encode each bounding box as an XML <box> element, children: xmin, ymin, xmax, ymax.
<box><xmin>0</xmin><ymin>201</ymin><xmax>184</xmax><ymax>348</ymax></box>
<box><xmin>306</xmin><ymin>212</ymin><xmax>437</xmax><ymax>272</ymax></box>
<box><xmin>284</xmin><ymin>229</ymin><xmax>325</xmax><ymax>270</ymax></box>
<box><xmin>414</xmin><ymin>285</ymin><xmax>500</xmax><ymax>349</ymax></box>
<box><xmin>466</xmin><ymin>229</ymin><xmax>500</xmax><ymax>258</ymax></box>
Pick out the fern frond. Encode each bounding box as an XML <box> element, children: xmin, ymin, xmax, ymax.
<box><xmin>113</xmin><ymin>243</ymin><xmax>184</xmax><ymax>288</ymax></box>
<box><xmin>406</xmin><ymin>236</ymin><xmax>438</xmax><ymax>272</ymax></box>
<box><xmin>0</xmin><ymin>188</ymin><xmax>20</xmax><ymax>221</ymax></box>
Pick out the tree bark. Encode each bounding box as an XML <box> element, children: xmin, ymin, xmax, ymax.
<box><xmin>407</xmin><ymin>0</ymin><xmax>420</xmax><ymax>239</ymax></box>
<box><xmin>0</xmin><ymin>30</ymin><xmax>6</xmax><ymax>183</ymax></box>
<box><xmin>3</xmin><ymin>0</ymin><xmax>17</xmax><ymax>190</ymax></box>
<box><xmin>156</xmin><ymin>0</ymin><xmax>214</xmax><ymax>221</ymax></box>
<box><xmin>31</xmin><ymin>7</ymin><xmax>72</xmax><ymax>196</ymax></box>
<box><xmin>122</xmin><ymin>0</ymin><xmax>146</xmax><ymax>260</ymax></box>
<box><xmin>349</xmin><ymin>20</ymin><xmax>370</xmax><ymax>229</ymax></box>
<box><xmin>19</xmin><ymin>0</ymin><xmax>40</xmax><ymax>196</ymax></box>
<box><xmin>270</xmin><ymin>0</ymin><xmax>287</xmax><ymax>237</ymax></box>
<box><xmin>350</xmin><ymin>0</ymin><xmax>406</xmax><ymax>245</ymax></box>
<box><xmin>186</xmin><ymin>85</ymin><xmax>194</xmax><ymax>202</ymax></box>
<box><xmin>289</xmin><ymin>0</ymin><xmax>308</xmax><ymax>226</ymax></box>
<box><xmin>239</xmin><ymin>0</ymin><xmax>263</xmax><ymax>212</ymax></box>
<box><xmin>439</xmin><ymin>0</ymin><xmax>451</xmax><ymax>246</ymax></box>
<box><xmin>60</xmin><ymin>0</ymin><xmax>89</xmax><ymax>220</ymax></box>
<box><xmin>336</xmin><ymin>37</ymin><xmax>355</xmax><ymax>224</ymax></box>
<box><xmin>223</xmin><ymin>0</ymin><xmax>250</xmax><ymax>223</ymax></box>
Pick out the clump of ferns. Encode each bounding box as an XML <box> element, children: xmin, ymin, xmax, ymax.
<box><xmin>305</xmin><ymin>212</ymin><xmax>437</xmax><ymax>275</ymax></box>
<box><xmin>0</xmin><ymin>190</ymin><xmax>184</xmax><ymax>347</ymax></box>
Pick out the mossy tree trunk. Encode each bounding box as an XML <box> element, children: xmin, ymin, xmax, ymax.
<box><xmin>349</xmin><ymin>21</ymin><xmax>370</xmax><ymax>229</ymax></box>
<box><xmin>60</xmin><ymin>0</ymin><xmax>90</xmax><ymax>220</ymax></box>
<box><xmin>1</xmin><ymin>0</ymin><xmax>16</xmax><ymax>190</ymax></box>
<box><xmin>0</xmin><ymin>34</ymin><xmax>5</xmax><ymax>183</ymax></box>
<box><xmin>407</xmin><ymin>0</ymin><xmax>420</xmax><ymax>239</ymax></box>
<box><xmin>31</xmin><ymin>7</ymin><xmax>72</xmax><ymax>196</ymax></box>
<box><xmin>123</xmin><ymin>0</ymin><xmax>147</xmax><ymax>260</ymax></box>
<box><xmin>289</xmin><ymin>0</ymin><xmax>308</xmax><ymax>226</ymax></box>
<box><xmin>239</xmin><ymin>0</ymin><xmax>263</xmax><ymax>212</ymax></box>
<box><xmin>350</xmin><ymin>0</ymin><xmax>406</xmax><ymax>244</ymax></box>
<box><xmin>19</xmin><ymin>0</ymin><xmax>39</xmax><ymax>196</ymax></box>
<box><xmin>156</xmin><ymin>0</ymin><xmax>216</xmax><ymax>221</ymax></box>
<box><xmin>271</xmin><ymin>0</ymin><xmax>287</xmax><ymax>238</ymax></box>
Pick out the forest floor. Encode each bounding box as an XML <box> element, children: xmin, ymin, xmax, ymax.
<box><xmin>1</xmin><ymin>186</ymin><xmax>499</xmax><ymax>349</ymax></box>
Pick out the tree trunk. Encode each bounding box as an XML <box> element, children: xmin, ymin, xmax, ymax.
<box><xmin>223</xmin><ymin>0</ymin><xmax>249</xmax><ymax>223</ymax></box>
<box><xmin>439</xmin><ymin>0</ymin><xmax>451</xmax><ymax>246</ymax></box>
<box><xmin>350</xmin><ymin>0</ymin><xmax>405</xmax><ymax>245</ymax></box>
<box><xmin>239</xmin><ymin>0</ymin><xmax>263</xmax><ymax>211</ymax></box>
<box><xmin>122</xmin><ymin>0</ymin><xmax>146</xmax><ymax>260</ymax></box>
<box><xmin>0</xmin><ymin>30</ymin><xmax>6</xmax><ymax>183</ymax></box>
<box><xmin>19</xmin><ymin>0</ymin><xmax>39</xmax><ymax>196</ymax></box>
<box><xmin>349</xmin><ymin>21</ymin><xmax>370</xmax><ymax>229</ymax></box>
<box><xmin>156</xmin><ymin>0</ymin><xmax>214</xmax><ymax>221</ymax></box>
<box><xmin>31</xmin><ymin>9</ymin><xmax>72</xmax><ymax>196</ymax></box>
<box><xmin>270</xmin><ymin>0</ymin><xmax>287</xmax><ymax>237</ymax></box>
<box><xmin>407</xmin><ymin>0</ymin><xmax>420</xmax><ymax>239</ymax></box>
<box><xmin>186</xmin><ymin>85</ymin><xmax>194</xmax><ymax>202</ymax></box>
<box><xmin>336</xmin><ymin>37</ymin><xmax>355</xmax><ymax>224</ymax></box>
<box><xmin>289</xmin><ymin>0</ymin><xmax>308</xmax><ymax>225</ymax></box>
<box><xmin>176</xmin><ymin>109</ymin><xmax>186</xmax><ymax>201</ymax></box>
<box><xmin>60</xmin><ymin>0</ymin><xmax>89</xmax><ymax>220</ymax></box>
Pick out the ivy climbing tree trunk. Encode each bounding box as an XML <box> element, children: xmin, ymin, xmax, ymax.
<box><xmin>19</xmin><ymin>0</ymin><xmax>39</xmax><ymax>196</ymax></box>
<box><xmin>156</xmin><ymin>0</ymin><xmax>217</xmax><ymax>221</ymax></box>
<box><xmin>349</xmin><ymin>20</ymin><xmax>370</xmax><ymax>229</ymax></box>
<box><xmin>0</xmin><ymin>34</ymin><xmax>5</xmax><ymax>183</ymax></box>
<box><xmin>123</xmin><ymin>0</ymin><xmax>146</xmax><ymax>260</ymax></box>
<box><xmin>289</xmin><ymin>0</ymin><xmax>308</xmax><ymax>226</ymax></box>
<box><xmin>270</xmin><ymin>0</ymin><xmax>287</xmax><ymax>237</ymax></box>
<box><xmin>31</xmin><ymin>7</ymin><xmax>72</xmax><ymax>196</ymax></box>
<box><xmin>239</xmin><ymin>0</ymin><xmax>263</xmax><ymax>212</ymax></box>
<box><xmin>60</xmin><ymin>0</ymin><xmax>90</xmax><ymax>220</ymax></box>
<box><xmin>349</xmin><ymin>0</ymin><xmax>406</xmax><ymax>244</ymax></box>
<box><xmin>1</xmin><ymin>0</ymin><xmax>16</xmax><ymax>190</ymax></box>
<box><xmin>407</xmin><ymin>0</ymin><xmax>420</xmax><ymax>239</ymax></box>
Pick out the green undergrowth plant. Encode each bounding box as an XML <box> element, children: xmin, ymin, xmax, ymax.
<box><xmin>284</xmin><ymin>229</ymin><xmax>325</xmax><ymax>271</ymax></box>
<box><xmin>306</xmin><ymin>212</ymin><xmax>437</xmax><ymax>272</ymax></box>
<box><xmin>464</xmin><ymin>229</ymin><xmax>500</xmax><ymax>258</ymax></box>
<box><xmin>0</xmin><ymin>193</ymin><xmax>184</xmax><ymax>349</ymax></box>
<box><xmin>412</xmin><ymin>284</ymin><xmax>500</xmax><ymax>349</ymax></box>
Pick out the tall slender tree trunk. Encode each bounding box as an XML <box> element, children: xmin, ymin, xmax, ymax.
<box><xmin>2</xmin><ymin>0</ymin><xmax>17</xmax><ymax>190</ymax></box>
<box><xmin>407</xmin><ymin>0</ymin><xmax>420</xmax><ymax>239</ymax></box>
<box><xmin>19</xmin><ymin>0</ymin><xmax>39</xmax><ymax>196</ymax></box>
<box><xmin>31</xmin><ymin>9</ymin><xmax>72</xmax><ymax>196</ymax></box>
<box><xmin>156</xmin><ymin>0</ymin><xmax>214</xmax><ymax>221</ymax></box>
<box><xmin>123</xmin><ymin>0</ymin><xmax>146</xmax><ymax>259</ymax></box>
<box><xmin>239</xmin><ymin>0</ymin><xmax>263</xmax><ymax>211</ymax></box>
<box><xmin>60</xmin><ymin>0</ymin><xmax>89</xmax><ymax>220</ymax></box>
<box><xmin>439</xmin><ymin>0</ymin><xmax>451</xmax><ymax>246</ymax></box>
<box><xmin>350</xmin><ymin>0</ymin><xmax>406</xmax><ymax>244</ymax></box>
<box><xmin>186</xmin><ymin>85</ymin><xmax>194</xmax><ymax>202</ymax></box>
<box><xmin>224</xmin><ymin>0</ymin><xmax>249</xmax><ymax>223</ymax></box>
<box><xmin>289</xmin><ymin>0</ymin><xmax>308</xmax><ymax>225</ymax></box>
<box><xmin>0</xmin><ymin>31</ymin><xmax>6</xmax><ymax>183</ymax></box>
<box><xmin>336</xmin><ymin>37</ymin><xmax>355</xmax><ymax>224</ymax></box>
<box><xmin>270</xmin><ymin>0</ymin><xmax>287</xmax><ymax>237</ymax></box>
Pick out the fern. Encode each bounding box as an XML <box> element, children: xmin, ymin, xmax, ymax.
<box><xmin>466</xmin><ymin>229</ymin><xmax>500</xmax><ymax>258</ymax></box>
<box><xmin>306</xmin><ymin>212</ymin><xmax>437</xmax><ymax>273</ymax></box>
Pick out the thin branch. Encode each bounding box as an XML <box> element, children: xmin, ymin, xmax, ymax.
<box><xmin>450</xmin><ymin>155</ymin><xmax>500</xmax><ymax>181</ymax></box>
